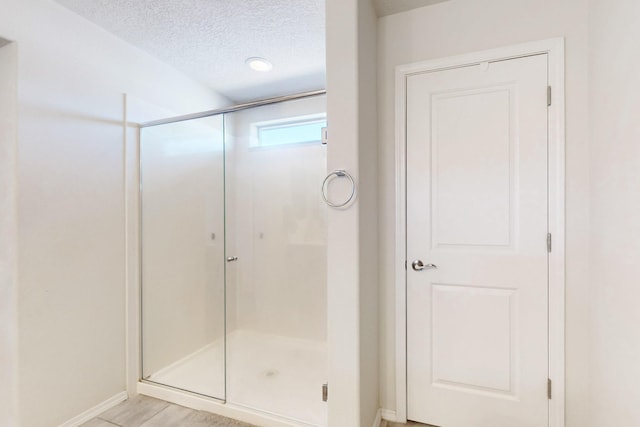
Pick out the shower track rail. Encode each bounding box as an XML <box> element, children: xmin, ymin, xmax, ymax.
<box><xmin>139</xmin><ymin>89</ymin><xmax>327</xmax><ymax>128</ymax></box>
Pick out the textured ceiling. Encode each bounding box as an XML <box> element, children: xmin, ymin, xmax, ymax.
<box><xmin>51</xmin><ymin>0</ymin><xmax>451</xmax><ymax>102</ymax></box>
<box><xmin>53</xmin><ymin>0</ymin><xmax>326</xmax><ymax>102</ymax></box>
<box><xmin>374</xmin><ymin>0</ymin><xmax>450</xmax><ymax>17</ymax></box>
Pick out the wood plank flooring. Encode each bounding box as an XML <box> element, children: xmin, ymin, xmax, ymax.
<box><xmin>82</xmin><ymin>394</ymin><xmax>432</xmax><ymax>427</ymax></box>
<box><xmin>80</xmin><ymin>395</ymin><xmax>256</xmax><ymax>427</ymax></box>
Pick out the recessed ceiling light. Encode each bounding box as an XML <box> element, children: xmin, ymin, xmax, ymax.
<box><xmin>246</xmin><ymin>57</ymin><xmax>273</xmax><ymax>72</ymax></box>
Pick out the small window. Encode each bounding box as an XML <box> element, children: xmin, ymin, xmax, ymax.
<box><xmin>253</xmin><ymin>114</ymin><xmax>326</xmax><ymax>147</ymax></box>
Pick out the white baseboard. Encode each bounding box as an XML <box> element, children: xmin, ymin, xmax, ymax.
<box><xmin>381</xmin><ymin>408</ymin><xmax>400</xmax><ymax>422</ymax></box>
<box><xmin>372</xmin><ymin>408</ymin><xmax>383</xmax><ymax>427</ymax></box>
<box><xmin>58</xmin><ymin>391</ymin><xmax>128</xmax><ymax>427</ymax></box>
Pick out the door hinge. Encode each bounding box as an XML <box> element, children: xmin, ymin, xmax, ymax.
<box><xmin>547</xmin><ymin>86</ymin><xmax>552</xmax><ymax>106</ymax></box>
<box><xmin>547</xmin><ymin>378</ymin><xmax>552</xmax><ymax>399</ymax></box>
<box><xmin>547</xmin><ymin>233</ymin><xmax>552</xmax><ymax>253</ymax></box>
<box><xmin>405</xmin><ymin>260</ymin><xmax>407</xmax><ymax>270</ymax></box>
<box><xmin>322</xmin><ymin>383</ymin><xmax>328</xmax><ymax>402</ymax></box>
<box><xmin>321</xmin><ymin>127</ymin><xmax>328</xmax><ymax>145</ymax></box>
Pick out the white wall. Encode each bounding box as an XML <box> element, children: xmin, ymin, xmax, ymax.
<box><xmin>357</xmin><ymin>1</ymin><xmax>380</xmax><ymax>425</ymax></box>
<box><xmin>588</xmin><ymin>0</ymin><xmax>640</xmax><ymax>425</ymax></box>
<box><xmin>0</xmin><ymin>0</ymin><xmax>226</xmax><ymax>424</ymax></box>
<box><xmin>377</xmin><ymin>1</ymin><xmax>590</xmax><ymax>425</ymax></box>
<box><xmin>0</xmin><ymin>40</ymin><xmax>18</xmax><ymax>427</ymax></box>
<box><xmin>326</xmin><ymin>0</ymin><xmax>379</xmax><ymax>425</ymax></box>
<box><xmin>10</xmin><ymin>0</ymin><xmax>638</xmax><ymax>426</ymax></box>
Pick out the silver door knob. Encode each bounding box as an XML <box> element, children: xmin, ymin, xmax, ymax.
<box><xmin>226</xmin><ymin>256</ymin><xmax>238</xmax><ymax>262</ymax></box>
<box><xmin>412</xmin><ymin>260</ymin><xmax>437</xmax><ymax>271</ymax></box>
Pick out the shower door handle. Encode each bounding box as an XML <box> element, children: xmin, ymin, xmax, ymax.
<box><xmin>226</xmin><ymin>256</ymin><xmax>238</xmax><ymax>262</ymax></box>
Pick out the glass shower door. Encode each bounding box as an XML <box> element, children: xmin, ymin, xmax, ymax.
<box><xmin>140</xmin><ymin>115</ymin><xmax>226</xmax><ymax>400</ymax></box>
<box><xmin>224</xmin><ymin>95</ymin><xmax>328</xmax><ymax>425</ymax></box>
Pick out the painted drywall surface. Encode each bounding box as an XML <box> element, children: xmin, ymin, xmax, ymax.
<box><xmin>357</xmin><ymin>1</ymin><xmax>380</xmax><ymax>426</ymax></box>
<box><xmin>377</xmin><ymin>0</ymin><xmax>590</xmax><ymax>424</ymax></box>
<box><xmin>0</xmin><ymin>0</ymin><xmax>225</xmax><ymax>424</ymax></box>
<box><xmin>0</xmin><ymin>41</ymin><xmax>18</xmax><ymax>427</ymax></box>
<box><xmin>326</xmin><ymin>0</ymin><xmax>380</xmax><ymax>424</ymax></box>
<box><xmin>588</xmin><ymin>0</ymin><xmax>640</xmax><ymax>425</ymax></box>
<box><xmin>226</xmin><ymin>95</ymin><xmax>328</xmax><ymax>342</ymax></box>
<box><xmin>374</xmin><ymin>0</ymin><xmax>449</xmax><ymax>17</ymax></box>
<box><xmin>326</xmin><ymin>0</ymin><xmax>362</xmax><ymax>424</ymax></box>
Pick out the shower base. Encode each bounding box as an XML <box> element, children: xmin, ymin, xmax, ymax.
<box><xmin>147</xmin><ymin>330</ymin><xmax>327</xmax><ymax>426</ymax></box>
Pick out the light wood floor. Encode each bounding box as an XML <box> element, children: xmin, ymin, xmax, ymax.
<box><xmin>80</xmin><ymin>395</ymin><xmax>255</xmax><ymax>427</ymax></box>
<box><xmin>83</xmin><ymin>394</ymin><xmax>432</xmax><ymax>427</ymax></box>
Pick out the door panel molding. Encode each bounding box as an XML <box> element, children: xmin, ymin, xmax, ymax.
<box><xmin>394</xmin><ymin>38</ymin><xmax>565</xmax><ymax>426</ymax></box>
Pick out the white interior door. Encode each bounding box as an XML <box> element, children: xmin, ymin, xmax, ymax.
<box><xmin>406</xmin><ymin>54</ymin><xmax>549</xmax><ymax>427</ymax></box>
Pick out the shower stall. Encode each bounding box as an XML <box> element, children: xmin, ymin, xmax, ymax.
<box><xmin>138</xmin><ymin>92</ymin><xmax>328</xmax><ymax>426</ymax></box>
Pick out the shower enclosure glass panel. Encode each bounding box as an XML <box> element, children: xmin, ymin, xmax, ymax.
<box><xmin>140</xmin><ymin>115</ymin><xmax>226</xmax><ymax>400</ymax></box>
<box><xmin>224</xmin><ymin>95</ymin><xmax>327</xmax><ymax>425</ymax></box>
<box><xmin>139</xmin><ymin>93</ymin><xmax>327</xmax><ymax>425</ymax></box>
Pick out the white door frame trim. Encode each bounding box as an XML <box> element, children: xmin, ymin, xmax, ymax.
<box><xmin>393</xmin><ymin>38</ymin><xmax>565</xmax><ymax>426</ymax></box>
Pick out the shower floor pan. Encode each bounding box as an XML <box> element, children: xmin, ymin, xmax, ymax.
<box><xmin>146</xmin><ymin>330</ymin><xmax>328</xmax><ymax>426</ymax></box>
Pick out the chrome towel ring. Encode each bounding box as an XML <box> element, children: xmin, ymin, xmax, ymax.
<box><xmin>321</xmin><ymin>170</ymin><xmax>356</xmax><ymax>208</ymax></box>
